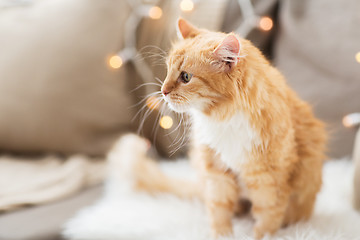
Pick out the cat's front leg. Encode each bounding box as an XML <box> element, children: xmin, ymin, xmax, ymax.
<box><xmin>244</xmin><ymin>170</ymin><xmax>290</xmax><ymax>239</ymax></box>
<box><xmin>203</xmin><ymin>166</ymin><xmax>239</xmax><ymax>238</ymax></box>
<box><xmin>191</xmin><ymin>144</ymin><xmax>239</xmax><ymax>238</ymax></box>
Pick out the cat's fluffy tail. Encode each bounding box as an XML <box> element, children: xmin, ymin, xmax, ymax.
<box><xmin>107</xmin><ymin>133</ymin><xmax>201</xmax><ymax>199</ymax></box>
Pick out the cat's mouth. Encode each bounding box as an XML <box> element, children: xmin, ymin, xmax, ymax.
<box><xmin>166</xmin><ymin>101</ymin><xmax>190</xmax><ymax>113</ymax></box>
<box><xmin>163</xmin><ymin>95</ymin><xmax>190</xmax><ymax>113</ymax></box>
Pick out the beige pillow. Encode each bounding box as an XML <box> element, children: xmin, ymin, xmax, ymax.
<box><xmin>0</xmin><ymin>0</ymin><xmax>133</xmax><ymax>155</ymax></box>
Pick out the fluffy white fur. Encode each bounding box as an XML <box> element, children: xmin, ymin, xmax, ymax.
<box><xmin>192</xmin><ymin>110</ymin><xmax>261</xmax><ymax>170</ymax></box>
<box><xmin>63</xmin><ymin>136</ymin><xmax>360</xmax><ymax>240</ymax></box>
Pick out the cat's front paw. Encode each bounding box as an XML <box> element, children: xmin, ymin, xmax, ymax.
<box><xmin>253</xmin><ymin>222</ymin><xmax>276</xmax><ymax>240</ymax></box>
<box><xmin>211</xmin><ymin>224</ymin><xmax>233</xmax><ymax>239</ymax></box>
<box><xmin>253</xmin><ymin>225</ymin><xmax>265</xmax><ymax>240</ymax></box>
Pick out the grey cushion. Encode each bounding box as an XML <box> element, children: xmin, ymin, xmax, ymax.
<box><xmin>274</xmin><ymin>0</ymin><xmax>360</xmax><ymax>157</ymax></box>
<box><xmin>0</xmin><ymin>185</ymin><xmax>102</xmax><ymax>240</ymax></box>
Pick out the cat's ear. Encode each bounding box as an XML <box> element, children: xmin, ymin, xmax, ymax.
<box><xmin>213</xmin><ymin>34</ymin><xmax>241</xmax><ymax>72</ymax></box>
<box><xmin>177</xmin><ymin>18</ymin><xmax>200</xmax><ymax>39</ymax></box>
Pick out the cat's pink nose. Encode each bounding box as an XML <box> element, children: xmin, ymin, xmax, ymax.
<box><xmin>162</xmin><ymin>89</ymin><xmax>171</xmax><ymax>96</ymax></box>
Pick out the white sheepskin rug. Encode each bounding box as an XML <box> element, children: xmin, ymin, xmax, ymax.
<box><xmin>63</xmin><ymin>157</ymin><xmax>360</xmax><ymax>240</ymax></box>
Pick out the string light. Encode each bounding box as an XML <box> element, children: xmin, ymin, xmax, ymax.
<box><xmin>148</xmin><ymin>6</ymin><xmax>163</xmax><ymax>19</ymax></box>
<box><xmin>108</xmin><ymin>48</ymin><xmax>136</xmax><ymax>70</ymax></box>
<box><xmin>159</xmin><ymin>116</ymin><xmax>173</xmax><ymax>129</ymax></box>
<box><xmin>146</xmin><ymin>96</ymin><xmax>161</xmax><ymax>110</ymax></box>
<box><xmin>343</xmin><ymin>113</ymin><xmax>360</xmax><ymax>128</ymax></box>
<box><xmin>258</xmin><ymin>16</ymin><xmax>273</xmax><ymax>31</ymax></box>
<box><xmin>180</xmin><ymin>0</ymin><xmax>194</xmax><ymax>12</ymax></box>
<box><xmin>109</xmin><ymin>55</ymin><xmax>123</xmax><ymax>69</ymax></box>
<box><xmin>355</xmin><ymin>52</ymin><xmax>360</xmax><ymax>63</ymax></box>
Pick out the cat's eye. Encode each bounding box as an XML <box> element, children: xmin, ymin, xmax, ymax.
<box><xmin>180</xmin><ymin>71</ymin><xmax>192</xmax><ymax>83</ymax></box>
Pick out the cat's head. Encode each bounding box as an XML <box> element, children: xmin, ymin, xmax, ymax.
<box><xmin>161</xmin><ymin>18</ymin><xmax>246</xmax><ymax>117</ymax></box>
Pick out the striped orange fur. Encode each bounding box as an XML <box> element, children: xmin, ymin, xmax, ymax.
<box><xmin>139</xmin><ymin>18</ymin><xmax>327</xmax><ymax>239</ymax></box>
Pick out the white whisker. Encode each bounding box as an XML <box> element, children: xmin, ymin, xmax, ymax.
<box><xmin>130</xmin><ymin>82</ymin><xmax>162</xmax><ymax>93</ymax></box>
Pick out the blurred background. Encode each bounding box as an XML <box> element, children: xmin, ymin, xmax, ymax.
<box><xmin>0</xmin><ymin>0</ymin><xmax>359</xmax><ymax>239</ymax></box>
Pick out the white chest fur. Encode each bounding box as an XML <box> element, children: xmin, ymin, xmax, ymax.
<box><xmin>191</xmin><ymin>111</ymin><xmax>261</xmax><ymax>170</ymax></box>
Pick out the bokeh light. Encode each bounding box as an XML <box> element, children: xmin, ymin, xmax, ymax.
<box><xmin>355</xmin><ymin>52</ymin><xmax>360</xmax><ymax>63</ymax></box>
<box><xmin>149</xmin><ymin>6</ymin><xmax>162</xmax><ymax>19</ymax></box>
<box><xmin>109</xmin><ymin>55</ymin><xmax>123</xmax><ymax>69</ymax></box>
<box><xmin>180</xmin><ymin>0</ymin><xmax>194</xmax><ymax>12</ymax></box>
<box><xmin>146</xmin><ymin>96</ymin><xmax>161</xmax><ymax>110</ymax></box>
<box><xmin>343</xmin><ymin>115</ymin><xmax>353</xmax><ymax>128</ymax></box>
<box><xmin>343</xmin><ymin>113</ymin><xmax>360</xmax><ymax>128</ymax></box>
<box><xmin>259</xmin><ymin>16</ymin><xmax>273</xmax><ymax>31</ymax></box>
<box><xmin>159</xmin><ymin>116</ymin><xmax>173</xmax><ymax>129</ymax></box>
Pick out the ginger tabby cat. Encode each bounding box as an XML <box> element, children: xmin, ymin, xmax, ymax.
<box><xmin>134</xmin><ymin>19</ymin><xmax>327</xmax><ymax>239</ymax></box>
